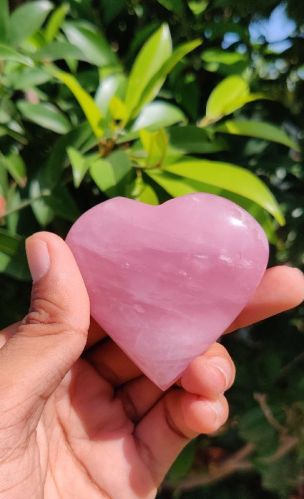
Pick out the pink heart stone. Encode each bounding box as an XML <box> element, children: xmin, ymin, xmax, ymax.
<box><xmin>66</xmin><ymin>194</ymin><xmax>269</xmax><ymax>390</ymax></box>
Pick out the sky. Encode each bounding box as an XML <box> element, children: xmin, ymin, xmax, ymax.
<box><xmin>222</xmin><ymin>3</ymin><xmax>296</xmax><ymax>53</ymax></box>
<box><xmin>249</xmin><ymin>3</ymin><xmax>296</xmax><ymax>52</ymax></box>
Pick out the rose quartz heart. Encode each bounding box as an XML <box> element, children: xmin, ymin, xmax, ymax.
<box><xmin>66</xmin><ymin>194</ymin><xmax>269</xmax><ymax>390</ymax></box>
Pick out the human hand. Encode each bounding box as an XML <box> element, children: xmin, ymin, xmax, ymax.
<box><xmin>0</xmin><ymin>232</ymin><xmax>303</xmax><ymax>499</ymax></box>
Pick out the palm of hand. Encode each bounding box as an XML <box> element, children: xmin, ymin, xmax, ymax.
<box><xmin>41</xmin><ymin>359</ymin><xmax>158</xmax><ymax>499</ymax></box>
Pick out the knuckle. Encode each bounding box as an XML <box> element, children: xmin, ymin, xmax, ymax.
<box><xmin>164</xmin><ymin>400</ymin><xmax>191</xmax><ymax>440</ymax></box>
<box><xmin>20</xmin><ymin>294</ymin><xmax>87</xmax><ymax>341</ymax></box>
<box><xmin>118</xmin><ymin>387</ymin><xmax>140</xmax><ymax>422</ymax></box>
<box><xmin>27</xmin><ymin>293</ymin><xmax>65</xmax><ymax>325</ymax></box>
<box><xmin>204</xmin><ymin>343</ymin><xmax>236</xmax><ymax>388</ymax></box>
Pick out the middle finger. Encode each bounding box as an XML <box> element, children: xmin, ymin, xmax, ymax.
<box><xmin>85</xmin><ymin>338</ymin><xmax>142</xmax><ymax>386</ymax></box>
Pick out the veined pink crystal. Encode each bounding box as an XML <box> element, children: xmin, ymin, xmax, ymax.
<box><xmin>66</xmin><ymin>194</ymin><xmax>269</xmax><ymax>390</ymax></box>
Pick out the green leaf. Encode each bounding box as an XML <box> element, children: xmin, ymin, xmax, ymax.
<box><xmin>218</xmin><ymin>119</ymin><xmax>300</xmax><ymax>152</ymax></box>
<box><xmin>0</xmin><ymin>43</ymin><xmax>33</xmax><ymax>66</ymax></box>
<box><xmin>156</xmin><ymin>0</ymin><xmax>185</xmax><ymax>14</ymax></box>
<box><xmin>0</xmin><ymin>165</ymin><xmax>8</xmax><ymax>195</ymax></box>
<box><xmin>146</xmin><ymin>169</ymin><xmax>222</xmax><ymax>197</ymax></box>
<box><xmin>188</xmin><ymin>0</ymin><xmax>209</xmax><ymax>15</ymax></box>
<box><xmin>164</xmin><ymin>160</ymin><xmax>285</xmax><ymax>224</ymax></box>
<box><xmin>133</xmin><ymin>38</ymin><xmax>202</xmax><ymax>119</ymax></box>
<box><xmin>129</xmin><ymin>174</ymin><xmax>159</xmax><ymax>204</ymax></box>
<box><xmin>42</xmin><ymin>122</ymin><xmax>94</xmax><ymax>188</ymax></box>
<box><xmin>90</xmin><ymin>159</ymin><xmax>113</xmax><ymax>194</ymax></box>
<box><xmin>7</xmin><ymin>66</ymin><xmax>51</xmax><ymax>90</ymax></box>
<box><xmin>168</xmin><ymin>125</ymin><xmax>228</xmax><ymax>153</ymax></box>
<box><xmin>202</xmin><ymin>49</ymin><xmax>247</xmax><ymax>66</ymax></box>
<box><xmin>8</xmin><ymin>1</ymin><xmax>53</xmax><ymax>47</ymax></box>
<box><xmin>0</xmin><ymin>228</ymin><xmax>20</xmax><ymax>256</ymax></box>
<box><xmin>203</xmin><ymin>76</ymin><xmax>264</xmax><ymax>123</ymax></box>
<box><xmin>28</xmin><ymin>124</ymin><xmax>94</xmax><ymax>223</ymax></box>
<box><xmin>67</xmin><ymin>147</ymin><xmax>91</xmax><ymax>188</ymax></box>
<box><xmin>5</xmin><ymin>184</ymin><xmax>21</xmax><ymax>234</ymax></box>
<box><xmin>100</xmin><ymin>0</ymin><xmax>125</xmax><ymax>24</ymax></box>
<box><xmin>0</xmin><ymin>124</ymin><xmax>27</xmax><ymax>145</ymax></box>
<box><xmin>17</xmin><ymin>101</ymin><xmax>71</xmax><ymax>134</ymax></box>
<box><xmin>52</xmin><ymin>69</ymin><xmax>104</xmax><ymax>138</ymax></box>
<box><xmin>201</xmin><ymin>48</ymin><xmax>248</xmax><ymax>74</ymax></box>
<box><xmin>125</xmin><ymin>24</ymin><xmax>172</xmax><ymax>119</ymax></box>
<box><xmin>34</xmin><ymin>41</ymin><xmax>86</xmax><ymax>62</ymax></box>
<box><xmin>0</xmin><ymin>97</ymin><xmax>15</xmax><ymax>124</ymax></box>
<box><xmin>95</xmin><ymin>73</ymin><xmax>127</xmax><ymax>115</ymax></box>
<box><xmin>136</xmin><ymin>182</ymin><xmax>159</xmax><ymax>205</ymax></box>
<box><xmin>29</xmin><ymin>178</ymin><xmax>54</xmax><ymax>226</ymax></box>
<box><xmin>45</xmin><ymin>184</ymin><xmax>80</xmax><ymax>222</ymax></box>
<box><xmin>44</xmin><ymin>3</ymin><xmax>69</xmax><ymax>42</ymax></box>
<box><xmin>90</xmin><ymin>150</ymin><xmax>132</xmax><ymax>197</ymax></box>
<box><xmin>168</xmin><ymin>440</ymin><xmax>197</xmax><ymax>482</ymax></box>
<box><xmin>0</xmin><ymin>0</ymin><xmax>9</xmax><ymax>43</ymax></box>
<box><xmin>109</xmin><ymin>95</ymin><xmax>128</xmax><ymax>122</ymax></box>
<box><xmin>0</xmin><ymin>230</ymin><xmax>29</xmax><ymax>280</ymax></box>
<box><xmin>130</xmin><ymin>139</ymin><xmax>183</xmax><ymax>167</ymax></box>
<box><xmin>145</xmin><ymin>169</ymin><xmax>221</xmax><ymax>198</ymax></box>
<box><xmin>131</xmin><ymin>101</ymin><xmax>186</xmax><ymax>131</ymax></box>
<box><xmin>63</xmin><ymin>22</ymin><xmax>118</xmax><ymax>68</ymax></box>
<box><xmin>140</xmin><ymin>129</ymin><xmax>168</xmax><ymax>167</ymax></box>
<box><xmin>0</xmin><ymin>152</ymin><xmax>27</xmax><ymax>187</ymax></box>
<box><xmin>0</xmin><ymin>251</ymin><xmax>30</xmax><ymax>280</ymax></box>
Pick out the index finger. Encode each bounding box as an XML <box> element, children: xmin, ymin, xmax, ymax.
<box><xmin>226</xmin><ymin>265</ymin><xmax>304</xmax><ymax>333</ymax></box>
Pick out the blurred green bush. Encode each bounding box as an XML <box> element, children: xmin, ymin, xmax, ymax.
<box><xmin>0</xmin><ymin>1</ymin><xmax>303</xmax><ymax>497</ymax></box>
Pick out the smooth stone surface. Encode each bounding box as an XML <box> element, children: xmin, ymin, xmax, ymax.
<box><xmin>66</xmin><ymin>194</ymin><xmax>269</xmax><ymax>390</ymax></box>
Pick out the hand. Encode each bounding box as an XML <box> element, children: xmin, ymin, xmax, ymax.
<box><xmin>0</xmin><ymin>233</ymin><xmax>303</xmax><ymax>499</ymax></box>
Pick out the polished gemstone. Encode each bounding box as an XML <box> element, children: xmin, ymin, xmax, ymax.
<box><xmin>66</xmin><ymin>194</ymin><xmax>269</xmax><ymax>389</ymax></box>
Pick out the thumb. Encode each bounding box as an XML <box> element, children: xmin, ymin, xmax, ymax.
<box><xmin>0</xmin><ymin>232</ymin><xmax>90</xmax><ymax>419</ymax></box>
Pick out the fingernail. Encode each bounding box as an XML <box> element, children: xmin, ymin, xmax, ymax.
<box><xmin>26</xmin><ymin>238</ymin><xmax>50</xmax><ymax>283</ymax></box>
<box><xmin>206</xmin><ymin>399</ymin><xmax>223</xmax><ymax>422</ymax></box>
<box><xmin>208</xmin><ymin>356</ymin><xmax>231</xmax><ymax>391</ymax></box>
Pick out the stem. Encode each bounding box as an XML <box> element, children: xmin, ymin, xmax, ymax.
<box><xmin>254</xmin><ymin>393</ymin><xmax>286</xmax><ymax>434</ymax></box>
<box><xmin>3</xmin><ymin>194</ymin><xmax>49</xmax><ymax>217</ymax></box>
<box><xmin>263</xmin><ymin>436</ymin><xmax>297</xmax><ymax>463</ymax></box>
<box><xmin>279</xmin><ymin>352</ymin><xmax>304</xmax><ymax>378</ymax></box>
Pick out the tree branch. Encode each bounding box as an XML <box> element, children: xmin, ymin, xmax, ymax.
<box><xmin>263</xmin><ymin>436</ymin><xmax>297</xmax><ymax>463</ymax></box>
<box><xmin>254</xmin><ymin>392</ymin><xmax>286</xmax><ymax>434</ymax></box>
<box><xmin>169</xmin><ymin>443</ymin><xmax>254</xmax><ymax>492</ymax></box>
<box><xmin>166</xmin><ymin>434</ymin><xmax>298</xmax><ymax>493</ymax></box>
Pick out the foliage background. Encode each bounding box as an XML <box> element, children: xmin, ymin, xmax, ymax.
<box><xmin>0</xmin><ymin>1</ymin><xmax>303</xmax><ymax>497</ymax></box>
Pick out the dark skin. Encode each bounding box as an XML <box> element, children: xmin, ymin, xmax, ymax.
<box><xmin>0</xmin><ymin>232</ymin><xmax>303</xmax><ymax>499</ymax></box>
